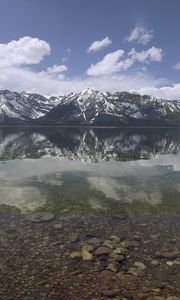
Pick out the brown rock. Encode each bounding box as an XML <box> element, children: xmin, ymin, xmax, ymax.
<box><xmin>152</xmin><ymin>268</ymin><xmax>169</xmax><ymax>282</ymax></box>
<box><xmin>97</xmin><ymin>270</ymin><xmax>118</xmax><ymax>291</ymax></box>
<box><xmin>95</xmin><ymin>247</ymin><xmax>112</xmax><ymax>256</ymax></box>
<box><xmin>117</xmin><ymin>273</ymin><xmax>139</xmax><ymax>290</ymax></box>
<box><xmin>109</xmin><ymin>253</ymin><xmax>125</xmax><ymax>262</ymax></box>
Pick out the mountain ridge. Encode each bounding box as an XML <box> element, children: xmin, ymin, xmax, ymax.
<box><xmin>1</xmin><ymin>88</ymin><xmax>180</xmax><ymax>126</ymax></box>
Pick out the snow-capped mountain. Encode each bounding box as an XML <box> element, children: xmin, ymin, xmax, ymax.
<box><xmin>40</xmin><ymin>88</ymin><xmax>180</xmax><ymax>126</ymax></box>
<box><xmin>0</xmin><ymin>90</ymin><xmax>61</xmax><ymax>123</ymax></box>
<box><xmin>1</xmin><ymin>88</ymin><xmax>180</xmax><ymax>126</ymax></box>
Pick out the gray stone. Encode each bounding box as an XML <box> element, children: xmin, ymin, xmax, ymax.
<box><xmin>151</xmin><ymin>260</ymin><xmax>159</xmax><ymax>266</ymax></box>
<box><xmin>53</xmin><ymin>223</ymin><xmax>63</xmax><ymax>230</ymax></box>
<box><xmin>106</xmin><ymin>263</ymin><xmax>118</xmax><ymax>273</ymax></box>
<box><xmin>101</xmin><ymin>289</ymin><xmax>119</xmax><ymax>297</ymax></box>
<box><xmin>155</xmin><ymin>251</ymin><xmax>179</xmax><ymax>259</ymax></box>
<box><xmin>134</xmin><ymin>262</ymin><xmax>146</xmax><ymax>270</ymax></box>
<box><xmin>88</xmin><ymin>238</ymin><xmax>101</xmax><ymax>245</ymax></box>
<box><xmin>109</xmin><ymin>253</ymin><xmax>125</xmax><ymax>262</ymax></box>
<box><xmin>128</xmin><ymin>267</ymin><xmax>145</xmax><ymax>277</ymax></box>
<box><xmin>109</xmin><ymin>235</ymin><xmax>121</xmax><ymax>243</ymax></box>
<box><xmin>25</xmin><ymin>211</ymin><xmax>55</xmax><ymax>223</ymax></box>
<box><xmin>69</xmin><ymin>233</ymin><xmax>79</xmax><ymax>243</ymax></box>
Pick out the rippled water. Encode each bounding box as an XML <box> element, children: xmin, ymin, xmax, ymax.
<box><xmin>0</xmin><ymin>127</ymin><xmax>180</xmax><ymax>215</ymax></box>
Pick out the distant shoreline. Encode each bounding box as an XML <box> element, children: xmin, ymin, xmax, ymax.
<box><xmin>1</xmin><ymin>125</ymin><xmax>180</xmax><ymax>129</ymax></box>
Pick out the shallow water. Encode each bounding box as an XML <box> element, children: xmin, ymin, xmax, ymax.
<box><xmin>0</xmin><ymin>127</ymin><xmax>180</xmax><ymax>215</ymax></box>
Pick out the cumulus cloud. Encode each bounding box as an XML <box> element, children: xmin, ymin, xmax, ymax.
<box><xmin>0</xmin><ymin>36</ymin><xmax>51</xmax><ymax>67</ymax></box>
<box><xmin>173</xmin><ymin>62</ymin><xmax>180</xmax><ymax>70</ymax></box>
<box><xmin>47</xmin><ymin>64</ymin><xmax>68</xmax><ymax>74</ymax></box>
<box><xmin>0</xmin><ymin>36</ymin><xmax>180</xmax><ymax>100</ymax></box>
<box><xmin>138</xmin><ymin>83</ymin><xmax>180</xmax><ymax>100</ymax></box>
<box><xmin>87</xmin><ymin>36</ymin><xmax>112</xmax><ymax>53</ymax></box>
<box><xmin>126</xmin><ymin>26</ymin><xmax>153</xmax><ymax>45</ymax></box>
<box><xmin>87</xmin><ymin>47</ymin><xmax>162</xmax><ymax>76</ymax></box>
<box><xmin>0</xmin><ymin>63</ymin><xmax>164</xmax><ymax>96</ymax></box>
<box><xmin>87</xmin><ymin>50</ymin><xmax>125</xmax><ymax>76</ymax></box>
<box><xmin>129</xmin><ymin>47</ymin><xmax>163</xmax><ymax>63</ymax></box>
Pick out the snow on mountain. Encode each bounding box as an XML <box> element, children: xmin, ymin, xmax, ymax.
<box><xmin>41</xmin><ymin>88</ymin><xmax>180</xmax><ymax>125</ymax></box>
<box><xmin>0</xmin><ymin>90</ymin><xmax>61</xmax><ymax>122</ymax></box>
<box><xmin>1</xmin><ymin>88</ymin><xmax>180</xmax><ymax>125</ymax></box>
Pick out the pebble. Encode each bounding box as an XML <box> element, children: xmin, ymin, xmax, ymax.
<box><xmin>113</xmin><ymin>247</ymin><xmax>127</xmax><ymax>255</ymax></box>
<box><xmin>151</xmin><ymin>260</ymin><xmax>159</xmax><ymax>266</ymax></box>
<box><xmin>103</xmin><ymin>240</ymin><xmax>114</xmax><ymax>249</ymax></box>
<box><xmin>95</xmin><ymin>247</ymin><xmax>113</xmax><ymax>256</ymax></box>
<box><xmin>69</xmin><ymin>233</ymin><xmax>79</xmax><ymax>243</ymax></box>
<box><xmin>128</xmin><ymin>267</ymin><xmax>145</xmax><ymax>277</ymax></box>
<box><xmin>70</xmin><ymin>252</ymin><xmax>82</xmax><ymax>259</ymax></box>
<box><xmin>134</xmin><ymin>262</ymin><xmax>146</xmax><ymax>270</ymax></box>
<box><xmin>82</xmin><ymin>245</ymin><xmax>93</xmax><ymax>252</ymax></box>
<box><xmin>166</xmin><ymin>261</ymin><xmax>174</xmax><ymax>266</ymax></box>
<box><xmin>97</xmin><ymin>270</ymin><xmax>118</xmax><ymax>291</ymax></box>
<box><xmin>88</xmin><ymin>238</ymin><xmax>101</xmax><ymax>245</ymax></box>
<box><xmin>53</xmin><ymin>223</ymin><xmax>63</xmax><ymax>230</ymax></box>
<box><xmin>106</xmin><ymin>263</ymin><xmax>118</xmax><ymax>273</ymax></box>
<box><xmin>150</xmin><ymin>234</ymin><xmax>160</xmax><ymax>239</ymax></box>
<box><xmin>109</xmin><ymin>235</ymin><xmax>121</xmax><ymax>243</ymax></box>
<box><xmin>121</xmin><ymin>240</ymin><xmax>140</xmax><ymax>249</ymax></box>
<box><xmin>25</xmin><ymin>211</ymin><xmax>55</xmax><ymax>223</ymax></box>
<box><xmin>82</xmin><ymin>250</ymin><xmax>93</xmax><ymax>261</ymax></box>
<box><xmin>109</xmin><ymin>253</ymin><xmax>125</xmax><ymax>262</ymax></box>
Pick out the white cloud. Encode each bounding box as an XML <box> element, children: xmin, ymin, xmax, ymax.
<box><xmin>0</xmin><ymin>36</ymin><xmax>180</xmax><ymax>100</ymax></box>
<box><xmin>62</xmin><ymin>48</ymin><xmax>71</xmax><ymax>62</ymax></box>
<box><xmin>87</xmin><ymin>50</ymin><xmax>125</xmax><ymax>76</ymax></box>
<box><xmin>173</xmin><ymin>62</ymin><xmax>180</xmax><ymax>70</ymax></box>
<box><xmin>87</xmin><ymin>47</ymin><xmax>162</xmax><ymax>76</ymax></box>
<box><xmin>0</xmin><ymin>63</ymin><xmax>164</xmax><ymax>97</ymax></box>
<box><xmin>138</xmin><ymin>83</ymin><xmax>180</xmax><ymax>100</ymax></box>
<box><xmin>0</xmin><ymin>36</ymin><xmax>51</xmax><ymax>67</ymax></box>
<box><xmin>126</xmin><ymin>26</ymin><xmax>153</xmax><ymax>45</ymax></box>
<box><xmin>129</xmin><ymin>47</ymin><xmax>163</xmax><ymax>63</ymax></box>
<box><xmin>47</xmin><ymin>64</ymin><xmax>68</xmax><ymax>74</ymax></box>
<box><xmin>87</xmin><ymin>36</ymin><xmax>112</xmax><ymax>53</ymax></box>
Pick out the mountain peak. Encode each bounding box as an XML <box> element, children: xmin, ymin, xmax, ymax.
<box><xmin>80</xmin><ymin>88</ymin><xmax>97</xmax><ymax>95</ymax></box>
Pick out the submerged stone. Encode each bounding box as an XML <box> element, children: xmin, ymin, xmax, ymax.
<box><xmin>25</xmin><ymin>211</ymin><xmax>55</xmax><ymax>223</ymax></box>
<box><xmin>82</xmin><ymin>250</ymin><xmax>93</xmax><ymax>261</ymax></box>
<box><xmin>95</xmin><ymin>247</ymin><xmax>112</xmax><ymax>256</ymax></box>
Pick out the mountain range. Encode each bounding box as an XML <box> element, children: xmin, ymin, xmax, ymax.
<box><xmin>1</xmin><ymin>88</ymin><xmax>180</xmax><ymax>126</ymax></box>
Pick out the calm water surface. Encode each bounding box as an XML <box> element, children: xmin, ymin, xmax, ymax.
<box><xmin>0</xmin><ymin>127</ymin><xmax>180</xmax><ymax>215</ymax></box>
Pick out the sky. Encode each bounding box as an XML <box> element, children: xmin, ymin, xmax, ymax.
<box><xmin>0</xmin><ymin>0</ymin><xmax>180</xmax><ymax>98</ymax></box>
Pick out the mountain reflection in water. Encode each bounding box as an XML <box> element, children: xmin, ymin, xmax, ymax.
<box><xmin>0</xmin><ymin>127</ymin><xmax>180</xmax><ymax>214</ymax></box>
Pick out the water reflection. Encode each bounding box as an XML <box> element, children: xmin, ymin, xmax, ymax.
<box><xmin>0</xmin><ymin>127</ymin><xmax>180</xmax><ymax>214</ymax></box>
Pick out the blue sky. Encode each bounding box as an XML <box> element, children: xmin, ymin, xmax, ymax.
<box><xmin>0</xmin><ymin>0</ymin><xmax>180</xmax><ymax>98</ymax></box>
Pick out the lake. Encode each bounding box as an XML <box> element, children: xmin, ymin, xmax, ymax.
<box><xmin>1</xmin><ymin>127</ymin><xmax>180</xmax><ymax>215</ymax></box>
<box><xmin>0</xmin><ymin>127</ymin><xmax>179</xmax><ymax>299</ymax></box>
